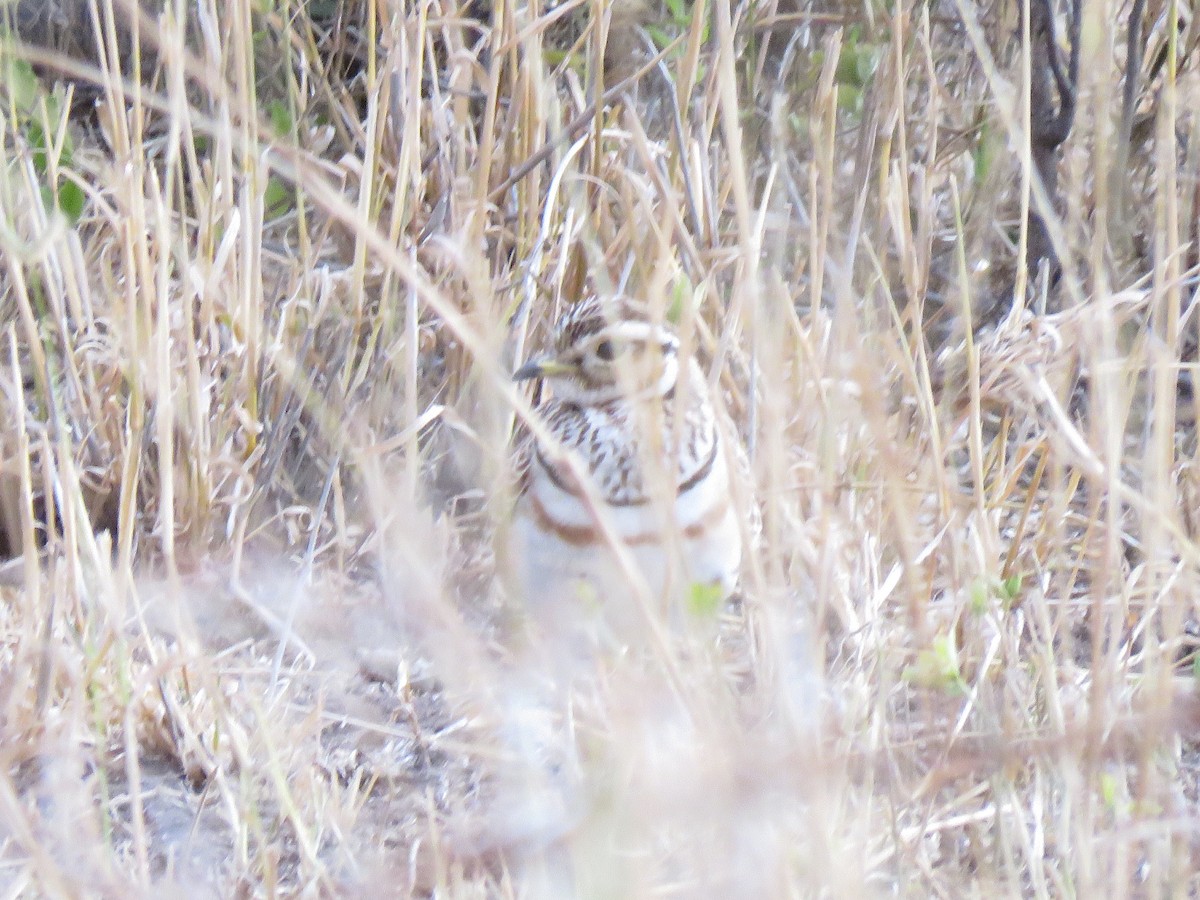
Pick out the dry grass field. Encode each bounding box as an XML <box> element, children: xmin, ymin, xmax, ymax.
<box><xmin>2</xmin><ymin>0</ymin><xmax>1200</xmax><ymax>895</ymax></box>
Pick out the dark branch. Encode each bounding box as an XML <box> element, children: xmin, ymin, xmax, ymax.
<box><xmin>1120</xmin><ymin>0</ymin><xmax>1147</xmax><ymax>149</ymax></box>
<box><xmin>1024</xmin><ymin>0</ymin><xmax>1083</xmax><ymax>287</ymax></box>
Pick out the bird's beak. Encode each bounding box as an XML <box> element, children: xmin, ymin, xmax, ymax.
<box><xmin>513</xmin><ymin>357</ymin><xmax>575</xmax><ymax>381</ymax></box>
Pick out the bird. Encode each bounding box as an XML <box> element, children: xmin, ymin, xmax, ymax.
<box><xmin>504</xmin><ymin>295</ymin><xmax>749</xmax><ymax>623</ymax></box>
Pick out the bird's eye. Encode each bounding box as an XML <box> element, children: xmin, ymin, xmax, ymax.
<box><xmin>595</xmin><ymin>339</ymin><xmax>617</xmax><ymax>361</ymax></box>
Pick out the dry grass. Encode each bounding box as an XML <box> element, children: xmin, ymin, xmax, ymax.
<box><xmin>2</xmin><ymin>0</ymin><xmax>1200</xmax><ymax>894</ymax></box>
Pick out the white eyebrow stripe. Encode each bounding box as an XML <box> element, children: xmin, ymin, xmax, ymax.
<box><xmin>599</xmin><ymin>322</ymin><xmax>663</xmax><ymax>343</ymax></box>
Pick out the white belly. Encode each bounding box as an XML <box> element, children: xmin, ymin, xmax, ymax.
<box><xmin>508</xmin><ymin>455</ymin><xmax>742</xmax><ymax>614</ymax></box>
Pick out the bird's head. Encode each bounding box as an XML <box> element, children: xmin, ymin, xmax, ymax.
<box><xmin>514</xmin><ymin>297</ymin><xmax>680</xmax><ymax>406</ymax></box>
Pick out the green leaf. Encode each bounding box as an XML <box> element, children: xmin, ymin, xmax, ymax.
<box><xmin>667</xmin><ymin>279</ymin><xmax>690</xmax><ymax>325</ymax></box>
<box><xmin>27</xmin><ymin>104</ymin><xmax>75</xmax><ymax>177</ymax></box>
<box><xmin>646</xmin><ymin>24</ymin><xmax>673</xmax><ymax>50</ymax></box>
<box><xmin>43</xmin><ymin>89</ymin><xmax>64</xmax><ymax>123</ymax></box>
<box><xmin>968</xmin><ymin>579</ymin><xmax>989</xmax><ymax>614</ymax></box>
<box><xmin>835</xmin><ymin>40</ymin><xmax>881</xmax><ymax>90</ymax></box>
<box><xmin>973</xmin><ymin>119</ymin><xmax>999</xmax><ymax>182</ymax></box>
<box><xmin>688</xmin><ymin>581</ymin><xmax>724</xmax><ymax>617</ymax></box>
<box><xmin>1100</xmin><ymin>772</ymin><xmax>1118</xmax><ymax>808</ymax></box>
<box><xmin>57</xmin><ymin>178</ymin><xmax>85</xmax><ymax>223</ymax></box>
<box><xmin>5</xmin><ymin>57</ymin><xmax>40</xmax><ymax>113</ymax></box>
<box><xmin>836</xmin><ymin>83</ymin><xmax>863</xmax><ymax>113</ymax></box>
<box><xmin>1001</xmin><ymin>574</ymin><xmax>1022</xmax><ymax>601</ymax></box>
<box><xmin>27</xmin><ymin>118</ymin><xmax>49</xmax><ymax>175</ymax></box>
<box><xmin>836</xmin><ymin>44</ymin><xmax>860</xmax><ymax>85</ymax></box>
<box><xmin>855</xmin><ymin>46</ymin><xmax>880</xmax><ymax>83</ymax></box>
<box><xmin>264</xmin><ymin>175</ymin><xmax>295</xmax><ymax>219</ymax></box>
<box><xmin>903</xmin><ymin>634</ymin><xmax>966</xmax><ymax>694</ymax></box>
<box><xmin>268</xmin><ymin>99</ymin><xmax>293</xmax><ymax>137</ymax></box>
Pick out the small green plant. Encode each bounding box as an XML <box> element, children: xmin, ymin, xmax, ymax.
<box><xmin>808</xmin><ymin>26</ymin><xmax>884</xmax><ymax>115</ymax></box>
<box><xmin>968</xmin><ymin>578</ymin><xmax>990</xmax><ymax>614</ymax></box>
<box><xmin>968</xmin><ymin>573</ymin><xmax>1025</xmax><ymax>614</ymax></box>
<box><xmin>268</xmin><ymin>99</ymin><xmax>294</xmax><ymax>138</ymax></box>
<box><xmin>972</xmin><ymin>114</ymin><xmax>1003</xmax><ymax>183</ymax></box>
<box><xmin>834</xmin><ymin>28</ymin><xmax>882</xmax><ymax>114</ymax></box>
<box><xmin>687</xmin><ymin>580</ymin><xmax>724</xmax><ymax>617</ymax></box>
<box><xmin>263</xmin><ymin>99</ymin><xmax>299</xmax><ymax>220</ymax></box>
<box><xmin>264</xmin><ymin>175</ymin><xmax>297</xmax><ymax>220</ymax></box>
<box><xmin>999</xmin><ymin>573</ymin><xmax>1023</xmax><ymax>604</ymax></box>
<box><xmin>3</xmin><ymin>53</ymin><xmax>85</xmax><ymax>223</ymax></box>
<box><xmin>1099</xmin><ymin>771</ymin><xmax>1119</xmax><ymax>810</ymax></box>
<box><xmin>647</xmin><ymin>0</ymin><xmax>710</xmax><ymax>51</ymax></box>
<box><xmin>666</xmin><ymin>277</ymin><xmax>694</xmax><ymax>325</ymax></box>
<box><xmin>903</xmin><ymin>633</ymin><xmax>968</xmax><ymax>694</ymax></box>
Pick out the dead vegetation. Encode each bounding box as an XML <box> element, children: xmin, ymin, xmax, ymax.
<box><xmin>2</xmin><ymin>0</ymin><xmax>1200</xmax><ymax>894</ymax></box>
